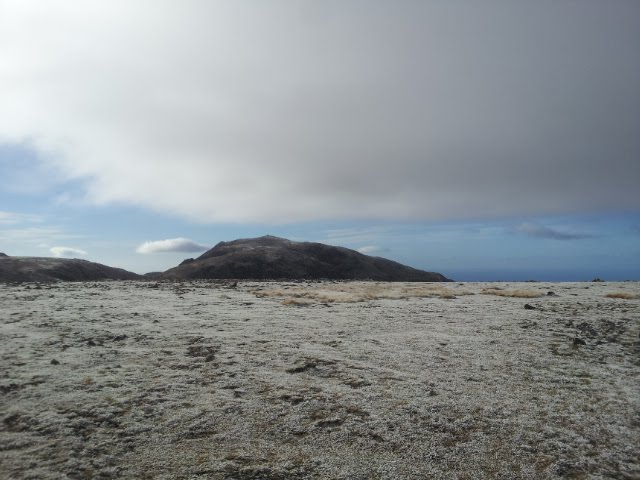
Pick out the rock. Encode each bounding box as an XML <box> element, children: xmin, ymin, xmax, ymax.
<box><xmin>573</xmin><ymin>337</ymin><xmax>587</xmax><ymax>346</ymax></box>
<box><xmin>524</xmin><ymin>304</ymin><xmax>536</xmax><ymax>310</ymax></box>
<box><xmin>186</xmin><ymin>345</ymin><xmax>217</xmax><ymax>360</ymax></box>
<box><xmin>547</xmin><ymin>291</ymin><xmax>557</xmax><ymax>296</ymax></box>
<box><xmin>50</xmin><ymin>359</ymin><xmax>60</xmax><ymax>365</ymax></box>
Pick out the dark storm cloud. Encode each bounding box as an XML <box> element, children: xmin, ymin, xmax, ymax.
<box><xmin>1</xmin><ymin>1</ymin><xmax>639</xmax><ymax>222</ymax></box>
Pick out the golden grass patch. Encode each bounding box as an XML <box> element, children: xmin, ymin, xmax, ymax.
<box><xmin>256</xmin><ymin>282</ymin><xmax>467</xmax><ymax>305</ymax></box>
<box><xmin>605</xmin><ymin>292</ymin><xmax>638</xmax><ymax>300</ymax></box>
<box><xmin>481</xmin><ymin>288</ymin><xmax>544</xmax><ymax>298</ymax></box>
<box><xmin>281</xmin><ymin>298</ymin><xmax>314</xmax><ymax>306</ymax></box>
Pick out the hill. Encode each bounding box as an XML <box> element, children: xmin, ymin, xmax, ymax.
<box><xmin>0</xmin><ymin>255</ymin><xmax>141</xmax><ymax>282</ymax></box>
<box><xmin>161</xmin><ymin>235</ymin><xmax>450</xmax><ymax>281</ymax></box>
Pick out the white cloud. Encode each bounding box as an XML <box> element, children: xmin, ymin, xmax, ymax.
<box><xmin>0</xmin><ymin>211</ymin><xmax>42</xmax><ymax>225</ymax></box>
<box><xmin>357</xmin><ymin>245</ymin><xmax>381</xmax><ymax>254</ymax></box>
<box><xmin>0</xmin><ymin>3</ymin><xmax>638</xmax><ymax>223</ymax></box>
<box><xmin>0</xmin><ymin>226</ymin><xmax>81</xmax><ymax>243</ymax></box>
<box><xmin>136</xmin><ymin>238</ymin><xmax>209</xmax><ymax>254</ymax></box>
<box><xmin>50</xmin><ymin>246</ymin><xmax>87</xmax><ymax>257</ymax></box>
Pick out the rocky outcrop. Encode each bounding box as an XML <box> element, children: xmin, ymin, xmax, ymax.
<box><xmin>161</xmin><ymin>235</ymin><xmax>450</xmax><ymax>281</ymax></box>
<box><xmin>0</xmin><ymin>256</ymin><xmax>141</xmax><ymax>282</ymax></box>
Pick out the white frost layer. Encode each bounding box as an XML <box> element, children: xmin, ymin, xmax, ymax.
<box><xmin>1</xmin><ymin>281</ymin><xmax>639</xmax><ymax>479</ymax></box>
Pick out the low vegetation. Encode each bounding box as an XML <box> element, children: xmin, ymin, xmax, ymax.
<box><xmin>254</xmin><ymin>282</ymin><xmax>470</xmax><ymax>304</ymax></box>
<box><xmin>605</xmin><ymin>292</ymin><xmax>638</xmax><ymax>300</ymax></box>
<box><xmin>481</xmin><ymin>288</ymin><xmax>544</xmax><ymax>298</ymax></box>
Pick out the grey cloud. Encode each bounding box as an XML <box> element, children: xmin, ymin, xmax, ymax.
<box><xmin>516</xmin><ymin>223</ymin><xmax>594</xmax><ymax>241</ymax></box>
<box><xmin>0</xmin><ymin>1</ymin><xmax>639</xmax><ymax>222</ymax></box>
<box><xmin>136</xmin><ymin>238</ymin><xmax>209</xmax><ymax>254</ymax></box>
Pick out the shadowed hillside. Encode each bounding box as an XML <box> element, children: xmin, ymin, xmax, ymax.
<box><xmin>161</xmin><ymin>235</ymin><xmax>450</xmax><ymax>281</ymax></box>
<box><xmin>0</xmin><ymin>255</ymin><xmax>141</xmax><ymax>282</ymax></box>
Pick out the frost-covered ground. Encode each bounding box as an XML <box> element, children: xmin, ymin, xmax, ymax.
<box><xmin>1</xmin><ymin>281</ymin><xmax>638</xmax><ymax>479</ymax></box>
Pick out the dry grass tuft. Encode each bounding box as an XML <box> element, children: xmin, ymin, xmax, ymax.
<box><xmin>605</xmin><ymin>292</ymin><xmax>638</xmax><ymax>300</ymax></box>
<box><xmin>481</xmin><ymin>288</ymin><xmax>544</xmax><ymax>298</ymax></box>
<box><xmin>255</xmin><ymin>282</ymin><xmax>469</xmax><ymax>305</ymax></box>
<box><xmin>281</xmin><ymin>298</ymin><xmax>314</xmax><ymax>306</ymax></box>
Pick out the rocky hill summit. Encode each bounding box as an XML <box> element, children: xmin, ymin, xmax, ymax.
<box><xmin>0</xmin><ymin>256</ymin><xmax>141</xmax><ymax>282</ymax></box>
<box><xmin>161</xmin><ymin>235</ymin><xmax>450</xmax><ymax>281</ymax></box>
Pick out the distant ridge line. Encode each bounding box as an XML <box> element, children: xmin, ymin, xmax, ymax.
<box><xmin>161</xmin><ymin>235</ymin><xmax>450</xmax><ymax>282</ymax></box>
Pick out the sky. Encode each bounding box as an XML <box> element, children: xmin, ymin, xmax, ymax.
<box><xmin>1</xmin><ymin>1</ymin><xmax>639</xmax><ymax>280</ymax></box>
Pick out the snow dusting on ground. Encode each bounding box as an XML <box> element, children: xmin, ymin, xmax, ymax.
<box><xmin>1</xmin><ymin>281</ymin><xmax>639</xmax><ymax>479</ymax></box>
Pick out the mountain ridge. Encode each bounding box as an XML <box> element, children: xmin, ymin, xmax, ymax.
<box><xmin>0</xmin><ymin>256</ymin><xmax>142</xmax><ymax>283</ymax></box>
<box><xmin>161</xmin><ymin>235</ymin><xmax>450</xmax><ymax>281</ymax></box>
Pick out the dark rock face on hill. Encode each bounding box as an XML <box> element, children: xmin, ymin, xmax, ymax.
<box><xmin>0</xmin><ymin>256</ymin><xmax>141</xmax><ymax>283</ymax></box>
<box><xmin>161</xmin><ymin>236</ymin><xmax>450</xmax><ymax>281</ymax></box>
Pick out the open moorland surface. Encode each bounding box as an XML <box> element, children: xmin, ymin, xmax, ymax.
<box><xmin>1</xmin><ymin>281</ymin><xmax>638</xmax><ymax>479</ymax></box>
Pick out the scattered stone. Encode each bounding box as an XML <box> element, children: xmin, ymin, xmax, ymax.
<box><xmin>524</xmin><ymin>304</ymin><xmax>536</xmax><ymax>310</ymax></box>
<box><xmin>315</xmin><ymin>418</ymin><xmax>344</xmax><ymax>429</ymax></box>
<box><xmin>577</xmin><ymin>322</ymin><xmax>598</xmax><ymax>338</ymax></box>
<box><xmin>573</xmin><ymin>337</ymin><xmax>587</xmax><ymax>346</ymax></box>
<box><xmin>50</xmin><ymin>359</ymin><xmax>60</xmax><ymax>365</ymax></box>
<box><xmin>281</xmin><ymin>394</ymin><xmax>305</xmax><ymax>405</ymax></box>
<box><xmin>86</xmin><ymin>340</ymin><xmax>97</xmax><ymax>347</ymax></box>
<box><xmin>186</xmin><ymin>345</ymin><xmax>217</xmax><ymax>360</ymax></box>
<box><xmin>547</xmin><ymin>291</ymin><xmax>557</xmax><ymax>296</ymax></box>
